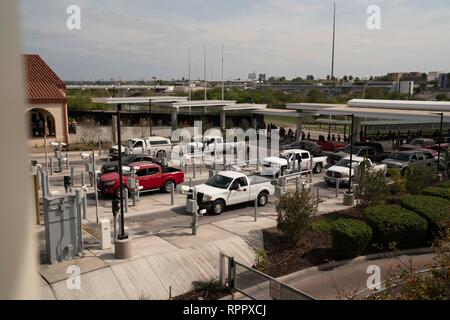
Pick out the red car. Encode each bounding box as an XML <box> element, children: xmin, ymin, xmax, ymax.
<box><xmin>318</xmin><ymin>141</ymin><xmax>346</xmax><ymax>152</ymax></box>
<box><xmin>98</xmin><ymin>162</ymin><xmax>184</xmax><ymax>198</ymax></box>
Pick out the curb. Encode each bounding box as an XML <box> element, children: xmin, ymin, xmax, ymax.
<box><xmin>278</xmin><ymin>247</ymin><xmax>433</xmax><ymax>283</ymax></box>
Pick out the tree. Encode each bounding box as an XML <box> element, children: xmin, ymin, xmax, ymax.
<box><xmin>326</xmin><ymin>75</ymin><xmax>331</xmax><ymax>81</ymax></box>
<box><xmin>349</xmin><ymin>75</ymin><xmax>354</xmax><ymax>82</ymax></box>
<box><xmin>276</xmin><ymin>190</ymin><xmax>318</xmax><ymax>244</ymax></box>
<box><xmin>354</xmin><ymin>159</ymin><xmax>388</xmax><ymax>207</ymax></box>
<box><xmin>343</xmin><ymin>75</ymin><xmax>348</xmax><ymax>82</ymax></box>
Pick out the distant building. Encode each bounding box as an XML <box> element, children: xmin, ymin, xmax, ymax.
<box><xmin>387</xmin><ymin>72</ymin><xmax>404</xmax><ymax>81</ymax></box>
<box><xmin>395</xmin><ymin>81</ymin><xmax>414</xmax><ymax>95</ymax></box>
<box><xmin>427</xmin><ymin>71</ymin><xmax>444</xmax><ymax>82</ymax></box>
<box><xmin>24</xmin><ymin>54</ymin><xmax>68</xmax><ymax>147</ymax></box>
<box><xmin>439</xmin><ymin>73</ymin><xmax>450</xmax><ymax>89</ymax></box>
<box><xmin>306</xmin><ymin>75</ymin><xmax>314</xmax><ymax>81</ymax></box>
<box><xmin>248</xmin><ymin>71</ymin><xmax>257</xmax><ymax>81</ymax></box>
<box><xmin>258</xmin><ymin>74</ymin><xmax>266</xmax><ymax>83</ymax></box>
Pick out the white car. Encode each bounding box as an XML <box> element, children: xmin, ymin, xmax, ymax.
<box><xmin>324</xmin><ymin>156</ymin><xmax>387</xmax><ymax>185</ymax></box>
<box><xmin>188</xmin><ymin>171</ymin><xmax>275</xmax><ymax>215</ymax></box>
<box><xmin>261</xmin><ymin>149</ymin><xmax>327</xmax><ymax>177</ymax></box>
<box><xmin>109</xmin><ymin>136</ymin><xmax>172</xmax><ymax>159</ymax></box>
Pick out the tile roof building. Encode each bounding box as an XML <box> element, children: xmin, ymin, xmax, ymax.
<box><xmin>24</xmin><ymin>54</ymin><xmax>69</xmax><ymax>146</ymax></box>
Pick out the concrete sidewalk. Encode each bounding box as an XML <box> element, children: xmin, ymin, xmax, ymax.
<box><xmin>281</xmin><ymin>253</ymin><xmax>435</xmax><ymax>300</ymax></box>
<box><xmin>37</xmin><ymin>192</ymin><xmax>351</xmax><ymax>300</ymax></box>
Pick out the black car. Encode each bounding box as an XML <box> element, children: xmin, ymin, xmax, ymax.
<box><xmin>282</xmin><ymin>141</ymin><xmax>322</xmax><ymax>156</ymax></box>
<box><xmin>100</xmin><ymin>154</ymin><xmax>154</xmax><ymax>174</ymax></box>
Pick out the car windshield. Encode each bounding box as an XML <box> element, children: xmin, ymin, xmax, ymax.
<box><xmin>205</xmin><ymin>175</ymin><xmax>234</xmax><ymax>189</ymax></box>
<box><xmin>410</xmin><ymin>139</ymin><xmax>429</xmax><ymax>146</ymax></box>
<box><xmin>390</xmin><ymin>153</ymin><xmax>412</xmax><ymax>161</ymax></box>
<box><xmin>336</xmin><ymin>159</ymin><xmax>359</xmax><ymax>168</ymax></box>
<box><xmin>121</xmin><ymin>155</ymin><xmax>135</xmax><ymax>164</ymax></box>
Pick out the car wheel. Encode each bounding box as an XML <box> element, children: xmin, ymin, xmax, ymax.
<box><xmin>162</xmin><ymin>180</ymin><xmax>175</xmax><ymax>193</ymax></box>
<box><xmin>212</xmin><ymin>200</ymin><xmax>225</xmax><ymax>215</ymax></box>
<box><xmin>314</xmin><ymin>163</ymin><xmax>323</xmax><ymax>174</ymax></box>
<box><xmin>257</xmin><ymin>192</ymin><xmax>268</xmax><ymax>207</ymax></box>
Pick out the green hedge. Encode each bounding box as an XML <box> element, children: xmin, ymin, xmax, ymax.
<box><xmin>423</xmin><ymin>187</ymin><xmax>450</xmax><ymax>200</ymax></box>
<box><xmin>401</xmin><ymin>195</ymin><xmax>450</xmax><ymax>239</ymax></box>
<box><xmin>331</xmin><ymin>219</ymin><xmax>372</xmax><ymax>260</ymax></box>
<box><xmin>364</xmin><ymin>205</ymin><xmax>428</xmax><ymax>249</ymax></box>
<box><xmin>437</xmin><ymin>181</ymin><xmax>450</xmax><ymax>189</ymax></box>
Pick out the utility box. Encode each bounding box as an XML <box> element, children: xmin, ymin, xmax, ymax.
<box><xmin>99</xmin><ymin>219</ymin><xmax>112</xmax><ymax>250</ymax></box>
<box><xmin>186</xmin><ymin>199</ymin><xmax>197</xmax><ymax>214</ymax></box>
<box><xmin>43</xmin><ymin>194</ymin><xmax>83</xmax><ymax>264</ymax></box>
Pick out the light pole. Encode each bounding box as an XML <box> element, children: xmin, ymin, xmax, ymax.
<box><xmin>431</xmin><ymin>112</ymin><xmax>444</xmax><ymax>173</ymax></box>
<box><xmin>348</xmin><ymin>114</ymin><xmax>355</xmax><ymax>194</ymax></box>
<box><xmin>116</xmin><ymin>103</ymin><xmax>127</xmax><ymax>240</ymax></box>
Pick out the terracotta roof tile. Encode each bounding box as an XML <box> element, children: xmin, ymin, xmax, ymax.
<box><xmin>24</xmin><ymin>54</ymin><xmax>67</xmax><ymax>104</ymax></box>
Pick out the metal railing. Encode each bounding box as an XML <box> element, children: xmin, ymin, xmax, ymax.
<box><xmin>219</xmin><ymin>253</ymin><xmax>315</xmax><ymax>300</ymax></box>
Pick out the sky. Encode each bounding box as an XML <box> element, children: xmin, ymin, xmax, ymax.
<box><xmin>19</xmin><ymin>0</ymin><xmax>450</xmax><ymax>81</ymax></box>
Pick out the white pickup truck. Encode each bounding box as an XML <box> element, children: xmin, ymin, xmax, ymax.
<box><xmin>109</xmin><ymin>136</ymin><xmax>172</xmax><ymax>159</ymax></box>
<box><xmin>261</xmin><ymin>149</ymin><xmax>328</xmax><ymax>177</ymax></box>
<box><xmin>324</xmin><ymin>156</ymin><xmax>387</xmax><ymax>186</ymax></box>
<box><xmin>187</xmin><ymin>171</ymin><xmax>275</xmax><ymax>215</ymax></box>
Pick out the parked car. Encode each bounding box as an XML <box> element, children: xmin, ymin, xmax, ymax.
<box><xmin>324</xmin><ymin>156</ymin><xmax>387</xmax><ymax>186</ymax></box>
<box><xmin>399</xmin><ymin>145</ymin><xmax>438</xmax><ymax>158</ymax></box>
<box><xmin>381</xmin><ymin>150</ymin><xmax>436</xmax><ymax>171</ymax></box>
<box><xmin>100</xmin><ymin>154</ymin><xmax>154</xmax><ymax>174</ymax></box>
<box><xmin>404</xmin><ymin>137</ymin><xmax>449</xmax><ymax>152</ymax></box>
<box><xmin>329</xmin><ymin>146</ymin><xmax>390</xmax><ymax>165</ymax></box>
<box><xmin>187</xmin><ymin>171</ymin><xmax>275</xmax><ymax>215</ymax></box>
<box><xmin>109</xmin><ymin>136</ymin><xmax>172</xmax><ymax>159</ymax></box>
<box><xmin>318</xmin><ymin>141</ymin><xmax>346</xmax><ymax>152</ymax></box>
<box><xmin>98</xmin><ymin>161</ymin><xmax>184</xmax><ymax>198</ymax></box>
<box><xmin>282</xmin><ymin>140</ymin><xmax>322</xmax><ymax>156</ymax></box>
<box><xmin>261</xmin><ymin>149</ymin><xmax>327</xmax><ymax>177</ymax></box>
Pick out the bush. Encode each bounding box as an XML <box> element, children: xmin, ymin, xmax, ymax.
<box><xmin>437</xmin><ymin>180</ymin><xmax>450</xmax><ymax>189</ymax></box>
<box><xmin>276</xmin><ymin>190</ymin><xmax>318</xmax><ymax>244</ymax></box>
<box><xmin>386</xmin><ymin>168</ymin><xmax>406</xmax><ymax>194</ymax></box>
<box><xmin>331</xmin><ymin>219</ymin><xmax>372</xmax><ymax>260</ymax></box>
<box><xmin>354</xmin><ymin>159</ymin><xmax>388</xmax><ymax>206</ymax></box>
<box><xmin>364</xmin><ymin>205</ymin><xmax>428</xmax><ymax>249</ymax></box>
<box><xmin>423</xmin><ymin>187</ymin><xmax>450</xmax><ymax>200</ymax></box>
<box><xmin>254</xmin><ymin>249</ymin><xmax>268</xmax><ymax>272</ymax></box>
<box><xmin>404</xmin><ymin>165</ymin><xmax>437</xmax><ymax>195</ymax></box>
<box><xmin>401</xmin><ymin>195</ymin><xmax>450</xmax><ymax>239</ymax></box>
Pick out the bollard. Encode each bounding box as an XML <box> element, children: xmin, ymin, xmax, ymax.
<box><xmin>316</xmin><ymin>187</ymin><xmax>320</xmax><ymax>203</ymax></box>
<box><xmin>81</xmin><ymin>172</ymin><xmax>86</xmax><ymax>187</ymax></box>
<box><xmin>124</xmin><ymin>188</ymin><xmax>129</xmax><ymax>213</ymax></box>
<box><xmin>295</xmin><ymin>177</ymin><xmax>299</xmax><ymax>193</ymax></box>
<box><xmin>45</xmin><ymin>172</ymin><xmax>50</xmax><ymax>196</ymax></box>
<box><xmin>49</xmin><ymin>158</ymin><xmax>54</xmax><ymax>176</ymax></box>
<box><xmin>336</xmin><ymin>179</ymin><xmax>340</xmax><ymax>198</ymax></box>
<box><xmin>189</xmin><ymin>178</ymin><xmax>192</xmax><ymax>187</ymax></box>
<box><xmin>70</xmin><ymin>166</ymin><xmax>75</xmax><ymax>186</ymax></box>
<box><xmin>132</xmin><ymin>191</ymin><xmax>136</xmax><ymax>207</ymax></box>
<box><xmin>40</xmin><ymin>171</ymin><xmax>47</xmax><ymax>197</ymax></box>
<box><xmin>171</xmin><ymin>184</ymin><xmax>175</xmax><ymax>206</ymax></box>
<box><xmin>184</xmin><ymin>163</ymin><xmax>188</xmax><ymax>175</ymax></box>
<box><xmin>75</xmin><ymin>189</ymin><xmax>82</xmax><ymax>219</ymax></box>
<box><xmin>82</xmin><ymin>193</ymin><xmax>88</xmax><ymax>219</ymax></box>
<box><xmin>193</xmin><ymin>159</ymin><xmax>196</xmax><ymax>179</ymax></box>
<box><xmin>254</xmin><ymin>198</ymin><xmax>258</xmax><ymax>222</ymax></box>
<box><xmin>66</xmin><ymin>153</ymin><xmax>70</xmax><ymax>170</ymax></box>
<box><xmin>192</xmin><ymin>212</ymin><xmax>198</xmax><ymax>235</ymax></box>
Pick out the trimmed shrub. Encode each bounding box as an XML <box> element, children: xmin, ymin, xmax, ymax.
<box><xmin>364</xmin><ymin>205</ymin><xmax>428</xmax><ymax>249</ymax></box>
<box><xmin>436</xmin><ymin>180</ymin><xmax>450</xmax><ymax>189</ymax></box>
<box><xmin>423</xmin><ymin>187</ymin><xmax>450</xmax><ymax>200</ymax></box>
<box><xmin>331</xmin><ymin>219</ymin><xmax>372</xmax><ymax>260</ymax></box>
<box><xmin>401</xmin><ymin>195</ymin><xmax>450</xmax><ymax>239</ymax></box>
<box><xmin>354</xmin><ymin>159</ymin><xmax>388</xmax><ymax>207</ymax></box>
<box><xmin>404</xmin><ymin>165</ymin><xmax>437</xmax><ymax>195</ymax></box>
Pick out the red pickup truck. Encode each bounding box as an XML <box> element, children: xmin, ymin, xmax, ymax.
<box><xmin>98</xmin><ymin>161</ymin><xmax>184</xmax><ymax>198</ymax></box>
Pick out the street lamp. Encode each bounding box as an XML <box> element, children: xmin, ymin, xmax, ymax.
<box><xmin>116</xmin><ymin>103</ymin><xmax>127</xmax><ymax>240</ymax></box>
<box><xmin>348</xmin><ymin>114</ymin><xmax>355</xmax><ymax>194</ymax></box>
<box><xmin>430</xmin><ymin>112</ymin><xmax>444</xmax><ymax>173</ymax></box>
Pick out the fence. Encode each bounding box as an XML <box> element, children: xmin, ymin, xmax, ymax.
<box><xmin>219</xmin><ymin>253</ymin><xmax>315</xmax><ymax>300</ymax></box>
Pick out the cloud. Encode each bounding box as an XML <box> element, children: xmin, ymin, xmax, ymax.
<box><xmin>18</xmin><ymin>0</ymin><xmax>450</xmax><ymax>80</ymax></box>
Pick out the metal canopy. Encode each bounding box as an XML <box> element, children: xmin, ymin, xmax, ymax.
<box><xmin>91</xmin><ymin>96</ymin><xmax>188</xmax><ymax>105</ymax></box>
<box><xmin>287</xmin><ymin>100</ymin><xmax>450</xmax><ymax>121</ymax></box>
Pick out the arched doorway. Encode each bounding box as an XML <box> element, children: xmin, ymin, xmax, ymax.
<box><xmin>28</xmin><ymin>108</ymin><xmax>56</xmax><ymax>137</ymax></box>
